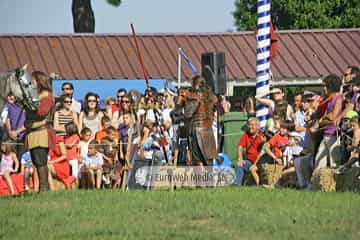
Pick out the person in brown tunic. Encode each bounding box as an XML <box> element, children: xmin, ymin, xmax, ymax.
<box><xmin>183</xmin><ymin>76</ymin><xmax>217</xmax><ymax>166</ymax></box>
<box><xmin>25</xmin><ymin>71</ymin><xmax>55</xmax><ymax>192</ymax></box>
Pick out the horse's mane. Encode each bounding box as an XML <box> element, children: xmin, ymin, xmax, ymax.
<box><xmin>0</xmin><ymin>71</ymin><xmax>15</xmax><ymax>114</ymax></box>
<box><xmin>0</xmin><ymin>68</ymin><xmax>28</xmax><ymax>115</ymax></box>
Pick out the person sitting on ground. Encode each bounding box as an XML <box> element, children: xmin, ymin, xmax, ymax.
<box><xmin>20</xmin><ymin>151</ymin><xmax>38</xmax><ymax>192</ymax></box>
<box><xmin>234</xmin><ymin>117</ymin><xmax>265</xmax><ymax>186</ymax></box>
<box><xmin>64</xmin><ymin>122</ymin><xmax>80</xmax><ymax>179</ymax></box>
<box><xmin>281</xmin><ymin>132</ymin><xmax>303</xmax><ymax>176</ymax></box>
<box><xmin>48</xmin><ymin>136</ymin><xmax>76</xmax><ymax>190</ymax></box>
<box><xmin>249</xmin><ymin>120</ymin><xmax>292</xmax><ymax>186</ymax></box>
<box><xmin>263</xmin><ymin>120</ymin><xmax>292</xmax><ymax>165</ymax></box>
<box><xmin>336</xmin><ymin>116</ymin><xmax>360</xmax><ymax>174</ymax></box>
<box><xmin>0</xmin><ymin>142</ymin><xmax>19</xmax><ymax>195</ymax></box>
<box><xmin>83</xmin><ymin>140</ymin><xmax>103</xmax><ymax>189</ymax></box>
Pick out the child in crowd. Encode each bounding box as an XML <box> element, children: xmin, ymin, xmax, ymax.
<box><xmin>119</xmin><ymin>111</ymin><xmax>141</xmax><ymax>163</ymax></box>
<box><xmin>95</xmin><ymin>115</ymin><xmax>113</xmax><ymax>142</ymax></box>
<box><xmin>142</xmin><ymin>120</ymin><xmax>167</xmax><ymax>165</ymax></box>
<box><xmin>99</xmin><ymin>126</ymin><xmax>121</xmax><ymax>188</ymax></box>
<box><xmin>79</xmin><ymin>127</ymin><xmax>92</xmax><ymax>172</ymax></box>
<box><xmin>84</xmin><ymin>140</ymin><xmax>103</xmax><ymax>189</ymax></box>
<box><xmin>0</xmin><ymin>142</ymin><xmax>19</xmax><ymax>195</ymax></box>
<box><xmin>64</xmin><ymin>121</ymin><xmax>80</xmax><ymax>178</ymax></box>
<box><xmin>265</xmin><ymin>113</ymin><xmax>281</xmax><ymax>138</ymax></box>
<box><xmin>20</xmin><ymin>151</ymin><xmax>38</xmax><ymax>192</ymax></box>
<box><xmin>249</xmin><ymin>121</ymin><xmax>292</xmax><ymax>186</ymax></box>
<box><xmin>336</xmin><ymin>116</ymin><xmax>360</xmax><ymax>174</ymax></box>
<box><xmin>282</xmin><ymin>132</ymin><xmax>303</xmax><ymax>175</ymax></box>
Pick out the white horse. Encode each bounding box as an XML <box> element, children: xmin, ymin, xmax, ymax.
<box><xmin>0</xmin><ymin>65</ymin><xmax>39</xmax><ymax>112</ymax></box>
<box><xmin>0</xmin><ymin>64</ymin><xmax>39</xmax><ymax>159</ymax></box>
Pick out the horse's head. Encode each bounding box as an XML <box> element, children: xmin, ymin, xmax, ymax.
<box><xmin>11</xmin><ymin>65</ymin><xmax>39</xmax><ymax>111</ymax></box>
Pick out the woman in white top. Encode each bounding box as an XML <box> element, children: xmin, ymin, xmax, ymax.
<box><xmin>79</xmin><ymin>93</ymin><xmax>103</xmax><ymax>137</ymax></box>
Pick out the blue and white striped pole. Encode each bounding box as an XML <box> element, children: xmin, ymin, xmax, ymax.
<box><xmin>256</xmin><ymin>0</ymin><xmax>271</xmax><ymax>129</ymax></box>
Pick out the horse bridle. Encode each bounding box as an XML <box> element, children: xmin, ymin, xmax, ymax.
<box><xmin>15</xmin><ymin>68</ymin><xmax>38</xmax><ymax>111</ymax></box>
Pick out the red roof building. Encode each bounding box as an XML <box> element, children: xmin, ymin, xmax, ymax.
<box><xmin>0</xmin><ymin>29</ymin><xmax>359</xmax><ymax>95</ymax></box>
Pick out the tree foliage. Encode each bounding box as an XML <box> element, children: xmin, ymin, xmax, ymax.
<box><xmin>233</xmin><ymin>0</ymin><xmax>360</xmax><ymax>31</ymax></box>
<box><xmin>106</xmin><ymin>0</ymin><xmax>122</xmax><ymax>7</ymax></box>
<box><xmin>72</xmin><ymin>0</ymin><xmax>122</xmax><ymax>33</ymax></box>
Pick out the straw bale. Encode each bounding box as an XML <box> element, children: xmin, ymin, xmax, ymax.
<box><xmin>311</xmin><ymin>168</ymin><xmax>336</xmax><ymax>192</ymax></box>
<box><xmin>243</xmin><ymin>164</ymin><xmax>284</xmax><ymax>186</ymax></box>
<box><xmin>260</xmin><ymin>164</ymin><xmax>284</xmax><ymax>185</ymax></box>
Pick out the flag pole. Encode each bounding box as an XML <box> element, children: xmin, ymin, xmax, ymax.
<box><xmin>130</xmin><ymin>23</ymin><xmax>149</xmax><ymax>89</ymax></box>
<box><xmin>256</xmin><ymin>0</ymin><xmax>271</xmax><ymax>130</ymax></box>
<box><xmin>177</xmin><ymin>48</ymin><xmax>182</xmax><ymax>89</ymax></box>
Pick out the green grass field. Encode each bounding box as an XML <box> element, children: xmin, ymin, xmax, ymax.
<box><xmin>0</xmin><ymin>187</ymin><xmax>359</xmax><ymax>240</ymax></box>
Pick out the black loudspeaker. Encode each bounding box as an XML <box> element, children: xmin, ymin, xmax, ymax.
<box><xmin>201</xmin><ymin>52</ymin><xmax>226</xmax><ymax>95</ymax></box>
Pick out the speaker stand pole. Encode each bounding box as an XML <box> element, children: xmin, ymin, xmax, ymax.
<box><xmin>177</xmin><ymin>48</ymin><xmax>182</xmax><ymax>89</ymax></box>
<box><xmin>216</xmin><ymin>94</ymin><xmax>221</xmax><ymax>154</ymax></box>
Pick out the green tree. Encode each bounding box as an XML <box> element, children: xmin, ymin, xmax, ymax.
<box><xmin>72</xmin><ymin>0</ymin><xmax>122</xmax><ymax>33</ymax></box>
<box><xmin>233</xmin><ymin>0</ymin><xmax>360</xmax><ymax>31</ymax></box>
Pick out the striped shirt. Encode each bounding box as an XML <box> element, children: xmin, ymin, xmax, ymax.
<box><xmin>56</xmin><ymin>110</ymin><xmax>74</xmax><ymax>137</ymax></box>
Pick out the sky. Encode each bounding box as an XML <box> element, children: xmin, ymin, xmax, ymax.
<box><xmin>0</xmin><ymin>0</ymin><xmax>236</xmax><ymax>34</ymax></box>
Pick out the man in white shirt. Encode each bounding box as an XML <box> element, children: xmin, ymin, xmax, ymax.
<box><xmin>61</xmin><ymin>82</ymin><xmax>82</xmax><ymax>113</ymax></box>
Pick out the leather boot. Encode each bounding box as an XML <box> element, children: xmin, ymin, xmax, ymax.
<box><xmin>37</xmin><ymin>166</ymin><xmax>50</xmax><ymax>192</ymax></box>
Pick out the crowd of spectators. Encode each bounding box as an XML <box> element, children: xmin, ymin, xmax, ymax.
<box><xmin>0</xmin><ymin>74</ymin><xmax>230</xmax><ymax>194</ymax></box>
<box><xmin>236</xmin><ymin>66</ymin><xmax>360</xmax><ymax>189</ymax></box>
<box><xmin>1</xmin><ymin>66</ymin><xmax>360</xmax><ymax>194</ymax></box>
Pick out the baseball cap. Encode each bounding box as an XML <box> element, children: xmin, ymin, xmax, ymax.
<box><xmin>344</xmin><ymin>110</ymin><xmax>358</xmax><ymax>119</ymax></box>
<box><xmin>288</xmin><ymin>131</ymin><xmax>303</xmax><ymax>142</ymax></box>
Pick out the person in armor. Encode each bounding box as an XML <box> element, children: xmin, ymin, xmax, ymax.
<box><xmin>184</xmin><ymin>76</ymin><xmax>217</xmax><ymax>166</ymax></box>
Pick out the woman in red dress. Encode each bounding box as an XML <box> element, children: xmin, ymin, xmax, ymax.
<box><xmin>48</xmin><ymin>136</ymin><xmax>76</xmax><ymax>189</ymax></box>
